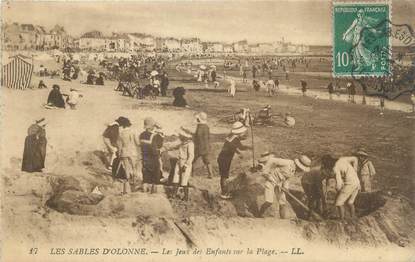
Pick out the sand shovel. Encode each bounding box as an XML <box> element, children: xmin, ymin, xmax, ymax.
<box><xmin>279</xmin><ymin>186</ymin><xmax>324</xmax><ymax>221</ymax></box>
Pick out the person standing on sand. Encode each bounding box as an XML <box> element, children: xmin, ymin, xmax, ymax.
<box><xmin>22</xmin><ymin>118</ymin><xmax>48</xmax><ymax>173</ymax></box>
<box><xmin>266</xmin><ymin>78</ymin><xmax>276</xmax><ymax>97</ymax></box>
<box><xmin>116</xmin><ymin>117</ymin><xmax>140</xmax><ymax>193</ymax></box>
<box><xmin>228</xmin><ymin>79</ymin><xmax>236</xmax><ymax>97</ymax></box>
<box><xmin>163</xmin><ymin>127</ymin><xmax>194</xmax><ymax>201</ymax></box>
<box><xmin>346</xmin><ymin>82</ymin><xmax>352</xmax><ymax>103</ymax></box>
<box><xmin>252</xmin><ymin>65</ymin><xmax>257</xmax><ymax>79</ymax></box>
<box><xmin>355</xmin><ymin>149</ymin><xmax>376</xmax><ymax>192</ymax></box>
<box><xmin>242</xmin><ymin>70</ymin><xmax>247</xmax><ymax>83</ymax></box>
<box><xmin>301</xmin><ymin>165</ymin><xmax>327</xmax><ymax>219</ymax></box>
<box><xmin>273</xmin><ymin>78</ymin><xmax>280</xmax><ymax>94</ymax></box>
<box><xmin>211</xmin><ymin>69</ymin><xmax>217</xmax><ymax>83</ymax></box>
<box><xmin>349</xmin><ymin>82</ymin><xmax>356</xmax><ymax>103</ymax></box>
<box><xmin>193</xmin><ymin>112</ymin><xmax>214</xmax><ymax>179</ymax></box>
<box><xmin>256</xmin><ymin>153</ymin><xmax>311</xmax><ymax>218</ymax></box>
<box><xmin>103</xmin><ymin>117</ymin><xmax>123</xmax><ymax>170</ymax></box>
<box><xmin>139</xmin><ymin>117</ymin><xmax>164</xmax><ymax>193</ymax></box>
<box><xmin>410</xmin><ymin>93</ymin><xmax>415</xmax><ymax>113</ymax></box>
<box><xmin>327</xmin><ymin>82</ymin><xmax>334</xmax><ymax>100</ymax></box>
<box><xmin>252</xmin><ymin>80</ymin><xmax>260</xmax><ymax>92</ymax></box>
<box><xmin>217</xmin><ymin>122</ymin><xmax>251</xmax><ymax>199</ymax></box>
<box><xmin>379</xmin><ymin>96</ymin><xmax>385</xmax><ymax>116</ymax></box>
<box><xmin>301</xmin><ymin>80</ymin><xmax>307</xmax><ymax>97</ymax></box>
<box><xmin>160</xmin><ymin>72</ymin><xmax>169</xmax><ymax>97</ymax></box>
<box><xmin>321</xmin><ymin>155</ymin><xmax>360</xmax><ymax>220</ymax></box>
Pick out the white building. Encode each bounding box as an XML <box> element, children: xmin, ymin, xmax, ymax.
<box><xmin>79</xmin><ymin>31</ymin><xmax>106</xmax><ymax>51</ymax></box>
<box><xmin>164</xmin><ymin>37</ymin><xmax>181</xmax><ymax>51</ymax></box>
<box><xmin>223</xmin><ymin>44</ymin><xmax>234</xmax><ymax>53</ymax></box>
<box><xmin>181</xmin><ymin>38</ymin><xmax>202</xmax><ymax>53</ymax></box>
<box><xmin>233</xmin><ymin>40</ymin><xmax>248</xmax><ymax>53</ymax></box>
<box><xmin>128</xmin><ymin>33</ymin><xmax>155</xmax><ymax>51</ymax></box>
<box><xmin>258</xmin><ymin>43</ymin><xmax>274</xmax><ymax>53</ymax></box>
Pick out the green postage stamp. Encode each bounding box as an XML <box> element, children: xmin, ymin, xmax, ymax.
<box><xmin>333</xmin><ymin>1</ymin><xmax>391</xmax><ymax>77</ymax></box>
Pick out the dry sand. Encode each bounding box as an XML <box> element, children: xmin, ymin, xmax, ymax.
<box><xmin>1</xmin><ymin>58</ymin><xmax>414</xmax><ymax>262</ymax></box>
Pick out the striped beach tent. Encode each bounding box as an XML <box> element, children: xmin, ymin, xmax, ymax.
<box><xmin>1</xmin><ymin>55</ymin><xmax>34</xmax><ymax>90</ymax></box>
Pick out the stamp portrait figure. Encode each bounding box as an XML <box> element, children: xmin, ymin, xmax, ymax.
<box><xmin>342</xmin><ymin>9</ymin><xmax>382</xmax><ymax>71</ymax></box>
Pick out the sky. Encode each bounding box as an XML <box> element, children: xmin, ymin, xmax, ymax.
<box><xmin>2</xmin><ymin>0</ymin><xmax>414</xmax><ymax>46</ymax></box>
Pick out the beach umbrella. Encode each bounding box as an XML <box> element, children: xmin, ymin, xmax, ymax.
<box><xmin>150</xmin><ymin>70</ymin><xmax>159</xmax><ymax>76</ymax></box>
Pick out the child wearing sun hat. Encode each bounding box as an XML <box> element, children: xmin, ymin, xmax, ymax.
<box><xmin>217</xmin><ymin>121</ymin><xmax>252</xmax><ymax>199</ymax></box>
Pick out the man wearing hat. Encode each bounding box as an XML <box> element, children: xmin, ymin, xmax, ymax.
<box><xmin>355</xmin><ymin>149</ymin><xmax>376</xmax><ymax>192</ymax></box>
<box><xmin>193</xmin><ymin>112</ymin><xmax>214</xmax><ymax>179</ymax></box>
<box><xmin>217</xmin><ymin>121</ymin><xmax>251</xmax><ymax>199</ymax></box>
<box><xmin>139</xmin><ymin>117</ymin><xmax>164</xmax><ymax>193</ymax></box>
<box><xmin>256</xmin><ymin>152</ymin><xmax>311</xmax><ymax>218</ymax></box>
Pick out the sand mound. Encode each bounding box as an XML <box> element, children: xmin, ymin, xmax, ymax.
<box><xmin>226</xmin><ymin>171</ymin><xmax>297</xmax><ymax>218</ymax></box>
<box><xmin>299</xmin><ymin>196</ymin><xmax>414</xmax><ymax>247</ymax></box>
<box><xmin>45</xmin><ymin>172</ymin><xmax>175</xmax><ymax>218</ymax></box>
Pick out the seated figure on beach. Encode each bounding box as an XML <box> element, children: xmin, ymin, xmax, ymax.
<box><xmin>172</xmin><ymin>86</ymin><xmax>188</xmax><ymax>107</ymax></box>
<box><xmin>45</xmin><ymin>84</ymin><xmax>65</xmax><ymax>109</ymax></box>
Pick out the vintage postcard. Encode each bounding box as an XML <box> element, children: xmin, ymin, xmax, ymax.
<box><xmin>1</xmin><ymin>1</ymin><xmax>414</xmax><ymax>262</ymax></box>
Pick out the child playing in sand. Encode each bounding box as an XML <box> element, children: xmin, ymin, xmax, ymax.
<box><xmin>284</xmin><ymin>112</ymin><xmax>295</xmax><ymax>127</ymax></box>
<box><xmin>355</xmin><ymin>149</ymin><xmax>376</xmax><ymax>192</ymax></box>
<box><xmin>217</xmin><ymin>122</ymin><xmax>251</xmax><ymax>199</ymax></box>
<box><xmin>162</xmin><ymin>127</ymin><xmax>194</xmax><ymax>201</ymax></box>
<box><xmin>65</xmin><ymin>88</ymin><xmax>83</xmax><ymax>110</ymax></box>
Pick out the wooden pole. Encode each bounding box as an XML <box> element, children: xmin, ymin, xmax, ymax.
<box><xmin>249</xmin><ymin>113</ymin><xmax>255</xmax><ymax>168</ymax></box>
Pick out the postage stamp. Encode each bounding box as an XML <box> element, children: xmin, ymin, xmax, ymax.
<box><xmin>333</xmin><ymin>2</ymin><xmax>391</xmax><ymax>77</ymax></box>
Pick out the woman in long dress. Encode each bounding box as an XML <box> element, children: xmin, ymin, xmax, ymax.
<box><xmin>22</xmin><ymin>119</ymin><xmax>47</xmax><ymax>172</ymax></box>
<box><xmin>46</xmin><ymin>85</ymin><xmax>66</xmax><ymax>108</ymax></box>
<box><xmin>342</xmin><ymin>9</ymin><xmax>382</xmax><ymax>71</ymax></box>
<box><xmin>228</xmin><ymin>79</ymin><xmax>236</xmax><ymax>97</ymax></box>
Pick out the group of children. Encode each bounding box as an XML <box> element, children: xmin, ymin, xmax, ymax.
<box><xmin>103</xmin><ymin>112</ymin><xmax>213</xmax><ymax>200</ymax></box>
<box><xmin>100</xmin><ymin>106</ymin><xmax>377</xmax><ymax>221</ymax></box>
<box><xmin>300</xmin><ymin>149</ymin><xmax>376</xmax><ymax>220</ymax></box>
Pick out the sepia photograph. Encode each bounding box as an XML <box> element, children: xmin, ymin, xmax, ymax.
<box><xmin>1</xmin><ymin>0</ymin><xmax>414</xmax><ymax>261</ymax></box>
